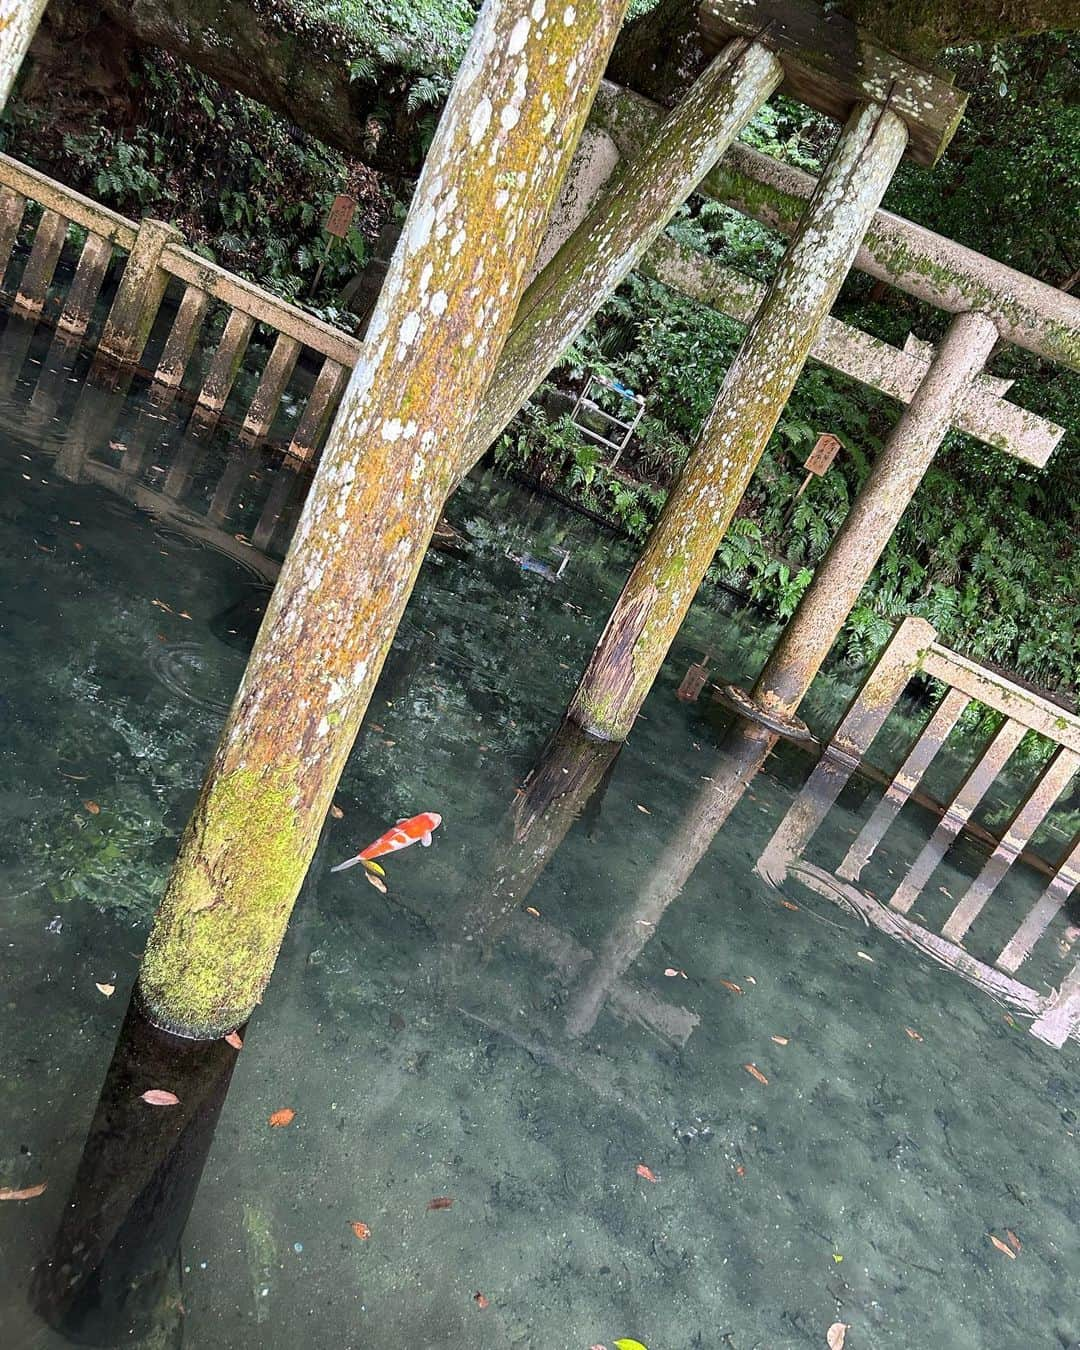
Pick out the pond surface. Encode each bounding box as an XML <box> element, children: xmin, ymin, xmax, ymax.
<box><xmin>1</xmin><ymin>310</ymin><xmax>1079</xmax><ymax>1350</ymax></box>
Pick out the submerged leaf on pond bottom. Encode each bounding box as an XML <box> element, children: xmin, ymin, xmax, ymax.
<box><xmin>826</xmin><ymin>1324</ymin><xmax>847</xmax><ymax>1350</ymax></box>
<box><xmin>426</xmin><ymin>1196</ymin><xmax>453</xmax><ymax>1211</ymax></box>
<box><xmin>719</xmin><ymin>979</ymin><xmax>743</xmax><ymax>994</ymax></box>
<box><xmin>1005</xmin><ymin>1229</ymin><xmax>1022</xmax><ymax>1252</ymax></box>
<box><xmin>94</xmin><ymin>981</ymin><xmax>115</xmax><ymax>996</ymax></box>
<box><xmin>225</xmin><ymin>1031</ymin><xmax>244</xmax><ymax>1050</ymax></box>
<box><xmin>0</xmin><ymin>1182</ymin><xmax>47</xmax><ymax>1200</ymax></box>
<box><xmin>989</xmin><ymin>1234</ymin><xmax>1017</xmax><ymax>1258</ymax></box>
<box><xmin>140</xmin><ymin>1089</ymin><xmax>180</xmax><ymax>1107</ymax></box>
<box><xmin>268</xmin><ymin>1108</ymin><xmax>295</xmax><ymax>1127</ymax></box>
<box><xmin>350</xmin><ymin>1221</ymin><xmax>371</xmax><ymax>1240</ymax></box>
<box><xmin>365</xmin><ymin>872</ymin><xmax>388</xmax><ymax>893</ymax></box>
<box><xmin>743</xmin><ymin>1064</ymin><xmax>768</xmax><ymax>1086</ymax></box>
<box><xmin>473</xmin><ymin>1292</ymin><xmax>488</xmax><ymax>1308</ymax></box>
<box><xmin>635</xmin><ymin>1164</ymin><xmax>659</xmax><ymax>1183</ymax></box>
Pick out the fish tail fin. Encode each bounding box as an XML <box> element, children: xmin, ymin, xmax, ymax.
<box><xmin>330</xmin><ymin>856</ymin><xmax>363</xmax><ymax>873</ymax></box>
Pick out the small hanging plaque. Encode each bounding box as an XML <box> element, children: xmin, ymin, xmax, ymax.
<box><xmin>325</xmin><ymin>194</ymin><xmax>358</xmax><ymax>238</ymax></box>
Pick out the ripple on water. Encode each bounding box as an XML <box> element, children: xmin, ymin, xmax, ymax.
<box><xmin>148</xmin><ymin>640</ymin><xmax>244</xmax><ymax>717</ymax></box>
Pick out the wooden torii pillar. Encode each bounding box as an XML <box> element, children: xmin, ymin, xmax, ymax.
<box><xmin>566</xmin><ymin>3</ymin><xmax>963</xmax><ymax>741</ymax></box>
<box><xmin>137</xmin><ymin>0</ymin><xmax>634</xmax><ymax>1039</ymax></box>
<box><xmin>0</xmin><ymin>0</ymin><xmax>47</xmax><ymax>107</ymax></box>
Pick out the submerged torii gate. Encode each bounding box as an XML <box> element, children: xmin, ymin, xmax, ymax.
<box><xmin>2</xmin><ymin>1</ymin><xmax>1076</xmax><ymax>1039</ymax></box>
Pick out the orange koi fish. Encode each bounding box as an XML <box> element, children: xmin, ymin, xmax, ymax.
<box><xmin>331</xmin><ymin>812</ymin><xmax>442</xmax><ymax>873</ymax></box>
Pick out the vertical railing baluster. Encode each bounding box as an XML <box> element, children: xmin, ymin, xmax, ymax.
<box><xmin>154</xmin><ymin>284</ymin><xmax>211</xmax><ymax>389</ymax></box>
<box><xmin>242</xmin><ymin>334</ymin><xmax>301</xmax><ymax>442</ymax></box>
<box><xmin>57</xmin><ymin>232</ymin><xmax>114</xmax><ymax>337</ymax></box>
<box><xmin>194</xmin><ymin>309</ymin><xmax>255</xmax><ymax>419</ymax></box>
<box><xmin>838</xmin><ymin>687</ymin><xmax>969</xmax><ymax>881</ymax></box>
<box><xmin>941</xmin><ymin>746</ymin><xmax>1080</xmax><ymax>943</ymax></box>
<box><xmin>14</xmin><ymin>208</ymin><xmax>69</xmax><ymax>314</ymax></box>
<box><xmin>0</xmin><ymin>185</ymin><xmax>26</xmax><ymax>286</ymax></box>
<box><xmin>889</xmin><ymin>718</ymin><xmax>1028</xmax><ymax>913</ymax></box>
<box><xmin>997</xmin><ymin>830</ymin><xmax>1080</xmax><ymax>973</ymax></box>
<box><xmin>287</xmin><ymin>357</ymin><xmax>347</xmax><ymax>461</ymax></box>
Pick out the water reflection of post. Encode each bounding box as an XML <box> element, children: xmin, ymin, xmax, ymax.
<box><xmin>453</xmin><ymin>718</ymin><xmax>621</xmax><ymax>947</ymax></box>
<box><xmin>565</xmin><ymin>716</ymin><xmax>774</xmax><ymax>1037</ymax></box>
<box><xmin>31</xmin><ymin>1001</ymin><xmax>237</xmax><ymax>1347</ymax></box>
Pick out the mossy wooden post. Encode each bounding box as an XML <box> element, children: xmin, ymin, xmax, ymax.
<box><xmin>0</xmin><ymin>0</ymin><xmax>47</xmax><ymax>107</ymax></box>
<box><xmin>97</xmin><ymin>218</ymin><xmax>184</xmax><ymax>367</ymax></box>
<box><xmin>567</xmin><ymin>101</ymin><xmax>909</xmax><ymax>741</ymax></box>
<box><xmin>457</xmin><ymin>36</ymin><xmax>784</xmax><ymax>468</ymax></box>
<box><xmin>136</xmin><ymin>0</ymin><xmax>632</xmax><ymax>1040</ymax></box>
<box><xmin>750</xmin><ymin>310</ymin><xmax>1000</xmax><ymax>724</ymax></box>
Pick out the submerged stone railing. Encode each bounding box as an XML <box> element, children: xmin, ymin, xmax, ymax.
<box><xmin>756</xmin><ymin>617</ymin><xmax>1080</xmax><ymax>1049</ymax></box>
<box><xmin>0</xmin><ymin>152</ymin><xmax>360</xmax><ymax>460</ymax></box>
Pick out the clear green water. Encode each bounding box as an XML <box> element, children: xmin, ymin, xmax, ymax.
<box><xmin>1</xmin><ymin>311</ymin><xmax>1079</xmax><ymax>1350</ymax></box>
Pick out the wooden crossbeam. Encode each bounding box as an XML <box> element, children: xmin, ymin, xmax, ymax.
<box><xmin>698</xmin><ymin>0</ymin><xmax>966</xmax><ymax>165</ymax></box>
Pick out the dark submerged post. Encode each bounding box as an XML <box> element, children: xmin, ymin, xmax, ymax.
<box><xmin>138</xmin><ymin>0</ymin><xmax>633</xmax><ymax>1039</ymax></box>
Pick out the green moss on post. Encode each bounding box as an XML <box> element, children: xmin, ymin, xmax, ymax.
<box><xmin>568</xmin><ymin>101</ymin><xmax>910</xmax><ymax>742</ymax></box>
<box><xmin>137</xmin><ymin>0</ymin><xmax>633</xmax><ymax>1040</ymax></box>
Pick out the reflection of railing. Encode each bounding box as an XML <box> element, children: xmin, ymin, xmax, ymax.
<box><xmin>0</xmin><ymin>152</ymin><xmax>360</xmax><ymax>459</ymax></box>
<box><xmin>756</xmin><ymin>617</ymin><xmax>1080</xmax><ymax>1048</ymax></box>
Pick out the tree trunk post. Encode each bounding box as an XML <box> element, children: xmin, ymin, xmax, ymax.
<box><xmin>458</xmin><ymin>36</ymin><xmax>784</xmax><ymax>470</ymax></box>
<box><xmin>567</xmin><ymin>100</ymin><xmax>910</xmax><ymax>741</ymax></box>
<box><xmin>749</xmin><ymin>309</ymin><xmax>1000</xmax><ymax>724</ymax></box>
<box><xmin>137</xmin><ymin>0</ymin><xmax>632</xmax><ymax>1040</ymax></box>
<box><xmin>0</xmin><ymin>0</ymin><xmax>47</xmax><ymax>108</ymax></box>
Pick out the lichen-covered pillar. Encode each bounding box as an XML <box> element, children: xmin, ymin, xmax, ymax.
<box><xmin>567</xmin><ymin>101</ymin><xmax>910</xmax><ymax>740</ymax></box>
<box><xmin>457</xmin><ymin>35</ymin><xmax>784</xmax><ymax>473</ymax></box>
<box><xmin>751</xmin><ymin>309</ymin><xmax>999</xmax><ymax>723</ymax></box>
<box><xmin>0</xmin><ymin>0</ymin><xmax>47</xmax><ymax>108</ymax></box>
<box><xmin>137</xmin><ymin>0</ymin><xmax>632</xmax><ymax>1039</ymax></box>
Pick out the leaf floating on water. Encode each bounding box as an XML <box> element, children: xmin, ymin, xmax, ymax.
<box><xmin>330</xmin><ymin>804</ymin><xmax>344</xmax><ymax>819</ymax></box>
<box><xmin>426</xmin><ymin>1196</ymin><xmax>454</xmax><ymax>1211</ymax></box>
<box><xmin>614</xmin><ymin>1340</ymin><xmax>649</xmax><ymax>1350</ymax></box>
<box><xmin>268</xmin><ymin>1108</ymin><xmax>295</xmax><ymax>1128</ymax></box>
<box><xmin>779</xmin><ymin>899</ymin><xmax>799</xmax><ymax>912</ymax></box>
<box><xmin>904</xmin><ymin>1027</ymin><xmax>923</xmax><ymax>1042</ymax></box>
<box><xmin>140</xmin><ymin>1089</ymin><xmax>180</xmax><ymax>1107</ymax></box>
<box><xmin>771</xmin><ymin>1035</ymin><xmax>789</xmax><ymax>1046</ymax></box>
<box><xmin>856</xmin><ymin>951</ymin><xmax>875</xmax><ymax>963</ymax></box>
<box><xmin>350</xmin><ymin>1221</ymin><xmax>371</xmax><ymax>1240</ymax></box>
<box><xmin>524</xmin><ymin>906</ymin><xmax>541</xmax><ymax>918</ymax></box>
<box><xmin>989</xmin><ymin>1234</ymin><xmax>1017</xmax><ymax>1259</ymax></box>
<box><xmin>635</xmin><ymin>1164</ymin><xmax>659</xmax><ymax>1183</ymax></box>
<box><xmin>225</xmin><ymin>1031</ymin><xmax>244</xmax><ymax>1050</ymax></box>
<box><xmin>826</xmin><ymin>1324</ymin><xmax>848</xmax><ymax>1350</ymax></box>
<box><xmin>635</xmin><ymin>804</ymin><xmax>651</xmax><ymax>814</ymax></box>
<box><xmin>473</xmin><ymin>1292</ymin><xmax>489</xmax><ymax>1309</ymax></box>
<box><xmin>365</xmin><ymin>872</ymin><xmax>388</xmax><ymax>893</ymax></box>
<box><xmin>743</xmin><ymin>1063</ymin><xmax>769</xmax><ymax>1086</ymax></box>
<box><xmin>0</xmin><ymin>1181</ymin><xmax>47</xmax><ymax>1201</ymax></box>
<box><xmin>719</xmin><ymin>979</ymin><xmax>743</xmax><ymax>994</ymax></box>
<box><xmin>151</xmin><ymin>598</ymin><xmax>174</xmax><ymax>613</ymax></box>
<box><xmin>83</xmin><ymin>801</ymin><xmax>101</xmax><ymax>815</ymax></box>
<box><xmin>1005</xmin><ymin>1229</ymin><xmax>1022</xmax><ymax>1252</ymax></box>
<box><xmin>95</xmin><ymin>982</ymin><xmax>115</xmax><ymax>997</ymax></box>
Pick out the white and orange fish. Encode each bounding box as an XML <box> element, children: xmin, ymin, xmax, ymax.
<box><xmin>331</xmin><ymin>811</ymin><xmax>442</xmax><ymax>874</ymax></box>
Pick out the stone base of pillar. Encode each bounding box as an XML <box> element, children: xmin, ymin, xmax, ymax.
<box><xmin>713</xmin><ymin>683</ymin><xmax>818</xmax><ymax>746</ymax></box>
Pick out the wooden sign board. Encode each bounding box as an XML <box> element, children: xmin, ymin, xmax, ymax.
<box><xmin>325</xmin><ymin>194</ymin><xmax>358</xmax><ymax>239</ymax></box>
<box><xmin>677</xmin><ymin>661</ymin><xmax>710</xmax><ymax>703</ymax></box>
<box><xmin>805</xmin><ymin>433</ymin><xmax>841</xmax><ymax>477</ymax></box>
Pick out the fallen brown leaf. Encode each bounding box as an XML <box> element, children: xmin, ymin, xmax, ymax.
<box><xmin>771</xmin><ymin>1035</ymin><xmax>789</xmax><ymax>1046</ymax></box>
<box><xmin>856</xmin><ymin>951</ymin><xmax>875</xmax><ymax>963</ymax></box>
<box><xmin>743</xmin><ymin>1063</ymin><xmax>769</xmax><ymax>1086</ymax></box>
<box><xmin>635</xmin><ymin>1164</ymin><xmax>659</xmax><ymax>1183</ymax></box>
<box><xmin>473</xmin><ymin>1292</ymin><xmax>489</xmax><ymax>1309</ymax></box>
<box><xmin>426</xmin><ymin>1196</ymin><xmax>454</xmax><ymax>1211</ymax></box>
<box><xmin>95</xmin><ymin>982</ymin><xmax>115</xmax><ymax>997</ymax></box>
<box><xmin>83</xmin><ymin>800</ymin><xmax>101</xmax><ymax>815</ymax></box>
<box><xmin>0</xmin><ymin>1182</ymin><xmax>47</xmax><ymax>1201</ymax></box>
<box><xmin>269</xmin><ymin>1108</ymin><xmax>295</xmax><ymax>1128</ymax></box>
<box><xmin>989</xmin><ymin>1234</ymin><xmax>1017</xmax><ymax>1259</ymax></box>
<box><xmin>779</xmin><ymin>899</ymin><xmax>799</xmax><ymax>911</ymax></box>
<box><xmin>225</xmin><ymin>1031</ymin><xmax>244</xmax><ymax>1050</ymax></box>
<box><xmin>1005</xmin><ymin>1229</ymin><xmax>1022</xmax><ymax>1253</ymax></box>
<box><xmin>719</xmin><ymin>979</ymin><xmax>743</xmax><ymax>994</ymax></box>
<box><xmin>636</xmin><ymin>804</ymin><xmax>651</xmax><ymax>814</ymax></box>
<box><xmin>827</xmin><ymin>1324</ymin><xmax>848</xmax><ymax>1350</ymax></box>
<box><xmin>365</xmin><ymin>872</ymin><xmax>388</xmax><ymax>893</ymax></box>
<box><xmin>140</xmin><ymin>1089</ymin><xmax>180</xmax><ymax>1107</ymax></box>
<box><xmin>330</xmin><ymin>804</ymin><xmax>344</xmax><ymax>819</ymax></box>
<box><xmin>905</xmin><ymin>1027</ymin><xmax>923</xmax><ymax>1042</ymax></box>
<box><xmin>350</xmin><ymin>1221</ymin><xmax>371</xmax><ymax>1240</ymax></box>
<box><xmin>735</xmin><ymin>1164</ymin><xmax>746</xmax><ymax>1177</ymax></box>
<box><xmin>524</xmin><ymin>906</ymin><xmax>540</xmax><ymax>917</ymax></box>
